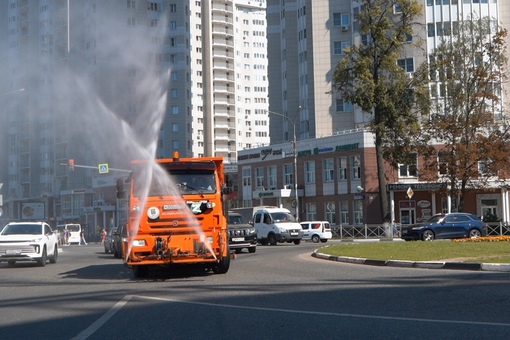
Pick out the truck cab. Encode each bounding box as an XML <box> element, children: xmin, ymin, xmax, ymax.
<box><xmin>252</xmin><ymin>206</ymin><xmax>303</xmax><ymax>245</ymax></box>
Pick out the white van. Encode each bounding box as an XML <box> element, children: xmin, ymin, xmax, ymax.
<box><xmin>57</xmin><ymin>223</ymin><xmax>82</xmax><ymax>244</ymax></box>
<box><xmin>252</xmin><ymin>206</ymin><xmax>303</xmax><ymax>245</ymax></box>
<box><xmin>300</xmin><ymin>221</ymin><xmax>332</xmax><ymax>243</ymax></box>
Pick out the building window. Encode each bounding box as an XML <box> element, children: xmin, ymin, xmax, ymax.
<box><xmin>336</xmin><ymin>99</ymin><xmax>352</xmax><ymax>112</ymax></box>
<box><xmin>333</xmin><ymin>13</ymin><xmax>350</xmax><ymax>27</ymax></box>
<box><xmin>256</xmin><ymin>167</ymin><xmax>264</xmax><ymax>188</ymax></box>
<box><xmin>324</xmin><ymin>159</ymin><xmax>334</xmax><ymax>182</ymax></box>
<box><xmin>340</xmin><ymin>200</ymin><xmax>349</xmax><ymax>225</ymax></box>
<box><xmin>305</xmin><ymin>161</ymin><xmax>315</xmax><ymax>184</ymax></box>
<box><xmin>351</xmin><ymin>155</ymin><xmax>361</xmax><ymax>179</ymax></box>
<box><xmin>397</xmin><ymin>58</ymin><xmax>414</xmax><ymax>73</ymax></box>
<box><xmin>268</xmin><ymin>166</ymin><xmax>277</xmax><ymax>189</ymax></box>
<box><xmin>399</xmin><ymin>153</ymin><xmax>417</xmax><ymax>178</ymax></box>
<box><xmin>242</xmin><ymin>167</ymin><xmax>251</xmax><ymax>186</ymax></box>
<box><xmin>325</xmin><ymin>202</ymin><xmax>336</xmax><ymax>224</ymax></box>
<box><xmin>171</xmin><ymin>106</ymin><xmax>179</xmax><ymax>114</ymax></box>
<box><xmin>172</xmin><ymin>140</ymin><xmax>179</xmax><ymax>149</ymax></box>
<box><xmin>338</xmin><ymin>157</ymin><xmax>347</xmax><ymax>180</ymax></box>
<box><xmin>333</xmin><ymin>41</ymin><xmax>350</xmax><ymax>55</ymax></box>
<box><xmin>172</xmin><ymin>123</ymin><xmax>179</xmax><ymax>132</ymax></box>
<box><xmin>307</xmin><ymin>202</ymin><xmax>317</xmax><ymax>221</ymax></box>
<box><xmin>284</xmin><ymin>164</ymin><xmax>293</xmax><ymax>186</ymax></box>
<box><xmin>354</xmin><ymin>201</ymin><xmax>363</xmax><ymax>225</ymax></box>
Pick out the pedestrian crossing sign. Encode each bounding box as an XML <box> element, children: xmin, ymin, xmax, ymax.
<box><xmin>98</xmin><ymin>163</ymin><xmax>109</xmax><ymax>174</ymax></box>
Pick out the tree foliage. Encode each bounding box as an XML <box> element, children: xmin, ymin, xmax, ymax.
<box><xmin>418</xmin><ymin>18</ymin><xmax>510</xmax><ymax>212</ymax></box>
<box><xmin>332</xmin><ymin>0</ymin><xmax>427</xmax><ymax>221</ymax></box>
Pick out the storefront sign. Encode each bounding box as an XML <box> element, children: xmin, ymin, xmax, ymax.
<box><xmin>417</xmin><ymin>200</ymin><xmax>431</xmax><ymax>208</ymax></box>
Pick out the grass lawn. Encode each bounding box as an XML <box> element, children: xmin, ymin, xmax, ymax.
<box><xmin>319</xmin><ymin>240</ymin><xmax>510</xmax><ymax>263</ymax></box>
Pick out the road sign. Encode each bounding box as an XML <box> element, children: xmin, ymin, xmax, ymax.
<box><xmin>407</xmin><ymin>187</ymin><xmax>414</xmax><ymax>199</ymax></box>
<box><xmin>98</xmin><ymin>163</ymin><xmax>109</xmax><ymax>174</ymax></box>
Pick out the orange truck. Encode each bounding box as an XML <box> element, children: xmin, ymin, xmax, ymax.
<box><xmin>117</xmin><ymin>152</ymin><xmax>231</xmax><ymax>278</ymax></box>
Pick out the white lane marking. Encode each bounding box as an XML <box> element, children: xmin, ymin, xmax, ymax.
<box><xmin>71</xmin><ymin>295</ymin><xmax>133</xmax><ymax>340</ymax></box>
<box><xmin>72</xmin><ymin>293</ymin><xmax>510</xmax><ymax>339</ymax></box>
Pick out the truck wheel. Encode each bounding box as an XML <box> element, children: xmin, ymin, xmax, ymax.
<box><xmin>293</xmin><ymin>239</ymin><xmax>301</xmax><ymax>245</ymax></box>
<box><xmin>248</xmin><ymin>247</ymin><xmax>256</xmax><ymax>253</ymax></box>
<box><xmin>268</xmin><ymin>234</ymin><xmax>277</xmax><ymax>245</ymax></box>
<box><xmin>213</xmin><ymin>254</ymin><xmax>230</xmax><ymax>274</ymax></box>
<box><xmin>132</xmin><ymin>265</ymin><xmax>149</xmax><ymax>278</ymax></box>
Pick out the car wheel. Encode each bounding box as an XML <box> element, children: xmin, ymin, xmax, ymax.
<box><xmin>7</xmin><ymin>260</ymin><xmax>15</xmax><ymax>266</ymax></box>
<box><xmin>235</xmin><ymin>248</ymin><xmax>242</xmax><ymax>254</ymax></box>
<box><xmin>213</xmin><ymin>253</ymin><xmax>230</xmax><ymax>274</ymax></box>
<box><xmin>248</xmin><ymin>247</ymin><xmax>256</xmax><ymax>253</ymax></box>
<box><xmin>320</xmin><ymin>239</ymin><xmax>328</xmax><ymax>243</ymax></box>
<box><xmin>293</xmin><ymin>239</ymin><xmax>301</xmax><ymax>245</ymax></box>
<box><xmin>37</xmin><ymin>247</ymin><xmax>47</xmax><ymax>267</ymax></box>
<box><xmin>268</xmin><ymin>233</ymin><xmax>277</xmax><ymax>245</ymax></box>
<box><xmin>422</xmin><ymin>230</ymin><xmax>435</xmax><ymax>241</ymax></box>
<box><xmin>469</xmin><ymin>228</ymin><xmax>482</xmax><ymax>238</ymax></box>
<box><xmin>49</xmin><ymin>245</ymin><xmax>58</xmax><ymax>264</ymax></box>
<box><xmin>260</xmin><ymin>238</ymin><xmax>268</xmax><ymax>246</ymax></box>
<box><xmin>132</xmin><ymin>265</ymin><xmax>149</xmax><ymax>278</ymax></box>
<box><xmin>311</xmin><ymin>234</ymin><xmax>320</xmax><ymax>243</ymax></box>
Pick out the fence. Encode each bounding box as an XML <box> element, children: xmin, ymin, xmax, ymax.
<box><xmin>331</xmin><ymin>222</ymin><xmax>510</xmax><ymax>240</ymax></box>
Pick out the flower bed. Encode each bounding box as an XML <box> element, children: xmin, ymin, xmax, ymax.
<box><xmin>452</xmin><ymin>236</ymin><xmax>510</xmax><ymax>243</ymax></box>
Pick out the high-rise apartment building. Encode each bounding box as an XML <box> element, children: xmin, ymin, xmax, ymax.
<box><xmin>0</xmin><ymin>0</ymin><xmax>269</xmax><ymax>226</ymax></box>
<box><xmin>267</xmin><ymin>0</ymin><xmax>510</xmax><ymax>145</ymax></box>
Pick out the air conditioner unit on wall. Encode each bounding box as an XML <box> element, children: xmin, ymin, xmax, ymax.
<box><xmin>341</xmin><ymin>25</ymin><xmax>349</xmax><ymax>32</ymax></box>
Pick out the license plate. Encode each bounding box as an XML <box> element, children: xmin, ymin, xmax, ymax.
<box><xmin>232</xmin><ymin>237</ymin><xmax>245</xmax><ymax>242</ymax></box>
<box><xmin>290</xmin><ymin>232</ymin><xmax>298</xmax><ymax>236</ymax></box>
<box><xmin>6</xmin><ymin>249</ymin><xmax>22</xmax><ymax>255</ymax></box>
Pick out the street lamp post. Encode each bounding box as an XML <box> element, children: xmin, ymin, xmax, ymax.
<box><xmin>267</xmin><ymin>109</ymin><xmax>300</xmax><ymax>221</ymax></box>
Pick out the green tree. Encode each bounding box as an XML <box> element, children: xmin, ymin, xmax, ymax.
<box><xmin>332</xmin><ymin>0</ymin><xmax>428</xmax><ymax>221</ymax></box>
<box><xmin>418</xmin><ymin>18</ymin><xmax>509</xmax><ymax>212</ymax></box>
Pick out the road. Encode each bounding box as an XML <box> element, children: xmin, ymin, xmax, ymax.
<box><xmin>1</xmin><ymin>241</ymin><xmax>509</xmax><ymax>340</ymax></box>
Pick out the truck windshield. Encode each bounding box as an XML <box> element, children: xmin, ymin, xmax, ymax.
<box><xmin>133</xmin><ymin>170</ymin><xmax>216</xmax><ymax>197</ymax></box>
<box><xmin>270</xmin><ymin>212</ymin><xmax>296</xmax><ymax>222</ymax></box>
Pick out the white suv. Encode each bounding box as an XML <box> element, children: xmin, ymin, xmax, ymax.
<box><xmin>300</xmin><ymin>221</ymin><xmax>332</xmax><ymax>243</ymax></box>
<box><xmin>0</xmin><ymin>221</ymin><xmax>59</xmax><ymax>266</ymax></box>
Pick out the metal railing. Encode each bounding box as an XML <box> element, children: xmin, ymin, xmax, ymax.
<box><xmin>331</xmin><ymin>222</ymin><xmax>510</xmax><ymax>240</ymax></box>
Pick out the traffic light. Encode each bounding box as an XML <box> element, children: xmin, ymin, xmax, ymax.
<box><xmin>69</xmin><ymin>159</ymin><xmax>75</xmax><ymax>171</ymax></box>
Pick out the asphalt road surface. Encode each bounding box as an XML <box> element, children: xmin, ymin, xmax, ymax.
<box><xmin>1</xmin><ymin>241</ymin><xmax>509</xmax><ymax>340</ymax></box>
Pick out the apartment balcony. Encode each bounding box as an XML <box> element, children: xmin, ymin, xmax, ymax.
<box><xmin>213</xmin><ymin>71</ymin><xmax>235</xmax><ymax>82</ymax></box>
<box><xmin>212</xmin><ymin>60</ymin><xmax>234</xmax><ymax>70</ymax></box>
<box><xmin>211</xmin><ymin>26</ymin><xmax>234</xmax><ymax>36</ymax></box>
<box><xmin>20</xmin><ymin>172</ymin><xmax>30</xmax><ymax>183</ymax></box>
<box><xmin>212</xmin><ymin>38</ymin><xmax>234</xmax><ymax>48</ymax></box>
<box><xmin>211</xmin><ymin>2</ymin><xmax>234</xmax><ymax>13</ymax></box>
<box><xmin>213</xmin><ymin>84</ymin><xmax>235</xmax><ymax>95</ymax></box>
<box><xmin>214</xmin><ymin>108</ymin><xmax>235</xmax><ymax>118</ymax></box>
<box><xmin>211</xmin><ymin>15</ymin><xmax>233</xmax><ymax>25</ymax></box>
<box><xmin>214</xmin><ymin>94</ymin><xmax>235</xmax><ymax>106</ymax></box>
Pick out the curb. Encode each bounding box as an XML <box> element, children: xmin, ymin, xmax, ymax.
<box><xmin>312</xmin><ymin>251</ymin><xmax>510</xmax><ymax>272</ymax></box>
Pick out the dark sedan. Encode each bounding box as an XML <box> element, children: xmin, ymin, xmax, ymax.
<box><xmin>401</xmin><ymin>213</ymin><xmax>488</xmax><ymax>241</ymax></box>
<box><xmin>104</xmin><ymin>227</ymin><xmax>116</xmax><ymax>254</ymax></box>
<box><xmin>112</xmin><ymin>225</ymin><xmax>127</xmax><ymax>259</ymax></box>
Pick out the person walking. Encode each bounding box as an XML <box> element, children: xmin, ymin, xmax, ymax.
<box><xmin>79</xmin><ymin>230</ymin><xmax>88</xmax><ymax>246</ymax></box>
<box><xmin>101</xmin><ymin>229</ymin><xmax>107</xmax><ymax>245</ymax></box>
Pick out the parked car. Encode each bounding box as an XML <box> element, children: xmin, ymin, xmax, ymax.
<box><xmin>104</xmin><ymin>227</ymin><xmax>116</xmax><ymax>254</ymax></box>
<box><xmin>0</xmin><ymin>221</ymin><xmax>58</xmax><ymax>266</ymax></box>
<box><xmin>112</xmin><ymin>225</ymin><xmax>127</xmax><ymax>259</ymax></box>
<box><xmin>228</xmin><ymin>211</ymin><xmax>257</xmax><ymax>253</ymax></box>
<box><xmin>401</xmin><ymin>213</ymin><xmax>488</xmax><ymax>241</ymax></box>
<box><xmin>300</xmin><ymin>221</ymin><xmax>332</xmax><ymax>243</ymax></box>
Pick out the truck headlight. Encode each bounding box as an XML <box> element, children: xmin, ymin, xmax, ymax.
<box><xmin>132</xmin><ymin>239</ymin><xmax>146</xmax><ymax>246</ymax></box>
